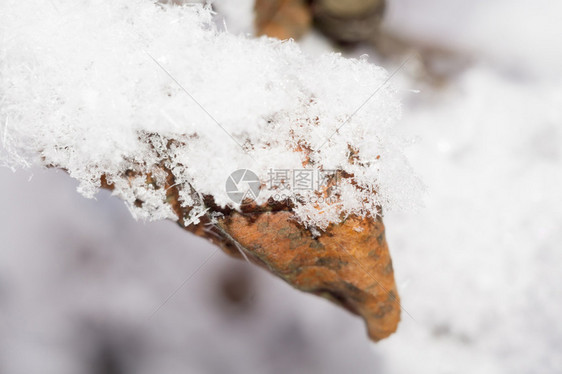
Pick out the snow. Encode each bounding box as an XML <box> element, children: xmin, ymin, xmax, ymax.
<box><xmin>0</xmin><ymin>0</ymin><xmax>419</xmax><ymax>230</ymax></box>
<box><xmin>1</xmin><ymin>1</ymin><xmax>562</xmax><ymax>373</ymax></box>
<box><xmin>381</xmin><ymin>64</ymin><xmax>562</xmax><ymax>374</ymax></box>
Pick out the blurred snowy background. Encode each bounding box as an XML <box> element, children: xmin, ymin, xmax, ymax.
<box><xmin>1</xmin><ymin>0</ymin><xmax>561</xmax><ymax>373</ymax></box>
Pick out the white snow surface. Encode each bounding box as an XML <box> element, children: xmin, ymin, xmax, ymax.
<box><xmin>0</xmin><ymin>0</ymin><xmax>420</xmax><ymax>229</ymax></box>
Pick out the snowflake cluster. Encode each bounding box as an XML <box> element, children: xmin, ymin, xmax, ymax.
<box><xmin>0</xmin><ymin>0</ymin><xmax>420</xmax><ymax>230</ymax></box>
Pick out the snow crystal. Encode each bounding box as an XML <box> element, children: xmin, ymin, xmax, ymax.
<box><xmin>0</xmin><ymin>0</ymin><xmax>420</xmax><ymax>229</ymax></box>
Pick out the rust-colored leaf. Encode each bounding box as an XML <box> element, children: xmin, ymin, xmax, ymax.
<box><xmin>213</xmin><ymin>209</ymin><xmax>401</xmax><ymax>341</ymax></box>
<box><xmin>101</xmin><ymin>162</ymin><xmax>401</xmax><ymax>341</ymax></box>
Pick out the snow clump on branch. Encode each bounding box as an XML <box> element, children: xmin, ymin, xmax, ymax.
<box><xmin>0</xmin><ymin>0</ymin><xmax>420</xmax><ymax>230</ymax></box>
